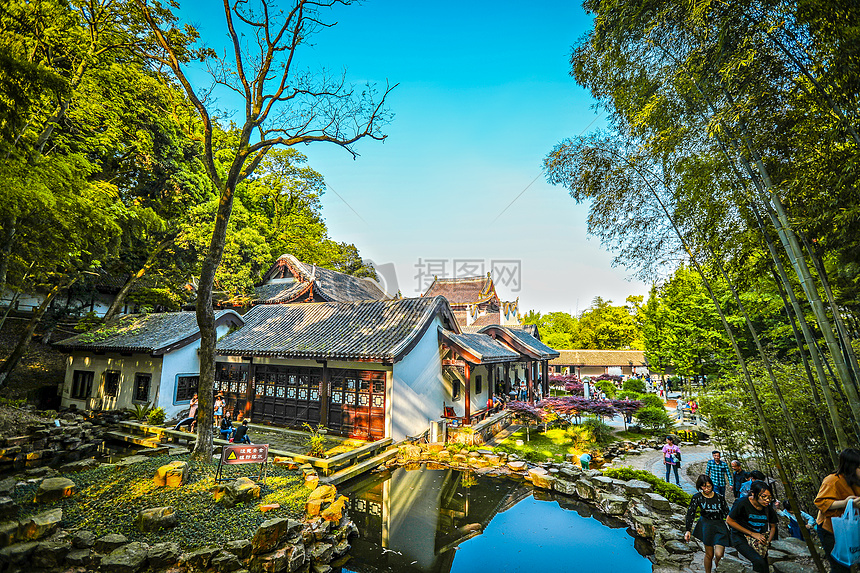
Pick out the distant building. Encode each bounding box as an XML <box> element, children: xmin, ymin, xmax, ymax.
<box><xmin>423</xmin><ymin>274</ymin><xmax>519</xmax><ymax>329</ymax></box>
<box><xmin>550</xmin><ymin>349</ymin><xmax>648</xmax><ymax>378</ymax></box>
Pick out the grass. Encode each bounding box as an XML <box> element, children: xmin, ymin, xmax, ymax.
<box><xmin>10</xmin><ymin>453</ymin><xmax>311</xmax><ymax>550</ymax></box>
<box><xmin>493</xmin><ymin>427</ymin><xmax>589</xmax><ymax>463</ymax></box>
<box><xmin>613</xmin><ymin>429</ymin><xmax>654</xmax><ymax>442</ymax></box>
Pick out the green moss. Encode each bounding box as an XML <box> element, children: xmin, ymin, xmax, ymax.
<box><xmin>602</xmin><ymin>466</ymin><xmax>691</xmax><ymax>505</ymax></box>
<box><xmin>10</xmin><ymin>454</ymin><xmax>308</xmax><ymax>550</ymax></box>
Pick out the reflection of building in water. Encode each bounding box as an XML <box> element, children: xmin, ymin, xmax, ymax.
<box><xmin>341</xmin><ymin>465</ymin><xmax>526</xmax><ymax>573</ymax></box>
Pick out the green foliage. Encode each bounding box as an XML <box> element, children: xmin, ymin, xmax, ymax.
<box><xmin>74</xmin><ymin>313</ymin><xmax>104</xmax><ymax>332</ymax></box>
<box><xmin>602</xmin><ymin>467</ymin><xmax>691</xmax><ymax>506</ymax></box>
<box><xmin>622</xmin><ymin>378</ymin><xmax>646</xmax><ymax>393</ymax></box>
<box><xmin>634</xmin><ymin>406</ymin><xmax>674</xmax><ymax>431</ymax></box>
<box><xmin>127</xmin><ymin>402</ymin><xmax>153</xmax><ymax>422</ymax></box>
<box><xmin>147</xmin><ymin>407</ymin><xmax>166</xmax><ymax>426</ymax></box>
<box><xmin>594</xmin><ymin>380</ymin><xmax>617</xmax><ymax>399</ymax></box>
<box><xmin>581</xmin><ymin>418</ymin><xmax>614</xmax><ymax>445</ymax></box>
<box><xmin>303</xmin><ymin>423</ymin><xmax>328</xmax><ymax>458</ymax></box>
<box><xmin>616</xmin><ymin>390</ymin><xmax>640</xmax><ymax>400</ymax></box>
<box><xmin>639</xmin><ymin>393</ymin><xmax>665</xmax><ymax>409</ymax></box>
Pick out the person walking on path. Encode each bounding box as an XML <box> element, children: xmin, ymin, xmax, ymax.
<box><xmin>813</xmin><ymin>448</ymin><xmax>860</xmax><ymax>573</ymax></box>
<box><xmin>726</xmin><ymin>481</ymin><xmax>778</xmax><ymax>573</ymax></box>
<box><xmin>663</xmin><ymin>435</ymin><xmax>681</xmax><ymax>485</ymax></box>
<box><xmin>684</xmin><ymin>474</ymin><xmax>731</xmax><ymax>573</ymax></box>
<box><xmin>214</xmin><ymin>394</ymin><xmax>224</xmax><ymax>428</ymax></box>
<box><xmin>706</xmin><ymin>451</ymin><xmax>732</xmax><ymax>497</ymax></box>
<box><xmin>731</xmin><ymin>460</ymin><xmax>748</xmax><ymax>500</ymax></box>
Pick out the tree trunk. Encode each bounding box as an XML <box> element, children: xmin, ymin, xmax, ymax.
<box><xmin>0</xmin><ymin>214</ymin><xmax>16</xmax><ymax>296</ymax></box>
<box><xmin>103</xmin><ymin>237</ymin><xmax>173</xmax><ymax>322</ymax></box>
<box><xmin>190</xmin><ymin>185</ymin><xmax>236</xmax><ymax>462</ymax></box>
<box><xmin>0</xmin><ymin>278</ymin><xmax>75</xmax><ymax>389</ymax></box>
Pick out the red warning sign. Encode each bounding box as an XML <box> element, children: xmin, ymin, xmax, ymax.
<box><xmin>221</xmin><ymin>444</ymin><xmax>268</xmax><ymax>465</ymax></box>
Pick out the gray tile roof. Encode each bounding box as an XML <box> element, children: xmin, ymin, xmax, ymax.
<box><xmin>257</xmin><ymin>254</ymin><xmax>390</xmax><ymax>303</ymax></box>
<box><xmin>479</xmin><ymin>325</ymin><xmax>560</xmax><ymax>360</ymax></box>
<box><xmin>438</xmin><ymin>329</ymin><xmax>520</xmax><ymax>363</ymax></box>
<box><xmin>550</xmin><ymin>349</ymin><xmax>647</xmax><ymax>367</ymax></box>
<box><xmin>56</xmin><ymin>311</ymin><xmax>243</xmax><ymax>355</ymax></box>
<box><xmin>424</xmin><ymin>275</ymin><xmax>496</xmax><ymax>305</ymax></box>
<box><xmin>216</xmin><ymin>296</ymin><xmax>457</xmax><ymax>362</ymax></box>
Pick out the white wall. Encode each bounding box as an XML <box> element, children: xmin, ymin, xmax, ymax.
<box><xmin>390</xmin><ymin>317</ymin><xmax>446</xmax><ymax>441</ymax></box>
<box><xmin>61</xmin><ymin>353</ymin><xmax>163</xmax><ymax>412</ymax></box>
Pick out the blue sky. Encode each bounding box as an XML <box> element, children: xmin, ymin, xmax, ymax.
<box><xmin>179</xmin><ymin>0</ymin><xmax>650</xmax><ymax>315</ymax></box>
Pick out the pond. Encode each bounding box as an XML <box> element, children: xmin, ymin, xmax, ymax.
<box><xmin>335</xmin><ymin>464</ymin><xmax>653</xmax><ymax>573</ymax></box>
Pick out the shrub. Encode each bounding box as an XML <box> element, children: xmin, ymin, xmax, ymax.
<box><xmin>602</xmin><ymin>467</ymin><xmax>691</xmax><ymax>505</ymax></box>
<box><xmin>581</xmin><ymin>418</ymin><xmax>613</xmax><ymax>445</ymax></box>
<box><xmin>594</xmin><ymin>380</ymin><xmax>617</xmax><ymax>399</ymax></box>
<box><xmin>127</xmin><ymin>403</ymin><xmax>153</xmax><ymax>422</ymax></box>
<box><xmin>622</xmin><ymin>378</ymin><xmax>646</xmax><ymax>394</ymax></box>
<box><xmin>639</xmin><ymin>394</ymin><xmax>665</xmax><ymax>409</ymax></box>
<box><xmin>616</xmin><ymin>390</ymin><xmax>640</xmax><ymax>401</ymax></box>
<box><xmin>147</xmin><ymin>407</ymin><xmax>166</xmax><ymax>425</ymax></box>
<box><xmin>303</xmin><ymin>423</ymin><xmax>328</xmax><ymax>457</ymax></box>
<box><xmin>635</xmin><ymin>406</ymin><xmax>674</xmax><ymax>431</ymax></box>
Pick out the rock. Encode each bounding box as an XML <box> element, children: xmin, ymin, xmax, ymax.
<box><xmin>664</xmin><ymin>539</ymin><xmax>695</xmax><ymax>554</ymax></box>
<box><xmin>528</xmin><ymin>468</ymin><xmax>556</xmax><ymax>490</ymax></box>
<box><xmin>0</xmin><ymin>496</ymin><xmax>18</xmax><ymax>519</ymax></box>
<box><xmin>135</xmin><ymin>506</ymin><xmax>178</xmax><ymax>532</ymax></box>
<box><xmin>211</xmin><ymin>549</ymin><xmax>243</xmax><ymax>571</ymax></box>
<box><xmin>305</xmin><ymin>473</ymin><xmax>320</xmax><ymax>488</ymax></box>
<box><xmin>95</xmin><ymin>533</ymin><xmax>129</xmax><ymax>553</ymax></box>
<box><xmin>597</xmin><ymin>493</ymin><xmax>630</xmax><ymax>516</ymax></box>
<box><xmin>631</xmin><ymin>515</ymin><xmax>656</xmax><ymax>538</ymax></box>
<box><xmin>33</xmin><ymin>477</ymin><xmax>75</xmax><ymax>503</ymax></box>
<box><xmin>17</xmin><ymin>507</ymin><xmax>62</xmax><ymax>541</ymax></box>
<box><xmin>313</xmin><ymin>564</ymin><xmax>332</xmax><ymax>573</ymax></box>
<box><xmin>147</xmin><ymin>542</ymin><xmax>180</xmax><ymax>568</ymax></box>
<box><xmin>308</xmin><ymin>485</ymin><xmax>337</xmax><ymax>504</ymax></box>
<box><xmin>0</xmin><ymin>541</ymin><xmax>38</xmax><ymax>565</ymax></box>
<box><xmin>153</xmin><ymin>461</ymin><xmax>188</xmax><ymax>487</ymax></box>
<box><xmin>321</xmin><ymin>496</ymin><xmax>348</xmax><ymax>522</ymax></box>
<box><xmin>622</xmin><ymin>479</ymin><xmax>653</xmax><ymax>496</ymax></box>
<box><xmin>716</xmin><ymin>554</ymin><xmax>753</xmax><ymax>573</ymax></box>
<box><xmin>251</xmin><ymin>518</ymin><xmax>300</xmax><ymax>555</ymax></box>
<box><xmin>215</xmin><ymin>477</ymin><xmax>261</xmax><ymax>507</ymax></box>
<box><xmin>773</xmin><ymin>562</ymin><xmax>817</xmax><ymax>573</ymax></box>
<box><xmin>0</xmin><ymin>478</ymin><xmax>17</xmax><ymax>496</ymax></box>
<box><xmin>310</xmin><ymin>542</ymin><xmax>333</xmax><ymax>564</ymax></box>
<box><xmin>0</xmin><ymin>521</ymin><xmax>17</xmax><ymax>547</ymax></box>
<box><xmin>101</xmin><ymin>541</ymin><xmax>149</xmax><ymax>573</ymax></box>
<box><xmin>65</xmin><ymin>548</ymin><xmax>93</xmax><ymax>566</ymax></box>
<box><xmin>574</xmin><ymin>480</ymin><xmax>596</xmax><ymax>501</ymax></box>
<box><xmin>180</xmin><ymin>546</ymin><xmax>220</xmax><ymax>570</ymax></box>
<box><xmin>554</xmin><ymin>478</ymin><xmax>578</xmax><ymax>497</ymax></box>
<box><xmin>72</xmin><ymin>529</ymin><xmax>96</xmax><ymax>548</ymax></box>
<box><xmin>558</xmin><ymin>465</ymin><xmax>582</xmax><ymax>480</ymax></box>
<box><xmin>507</xmin><ymin>460</ymin><xmax>528</xmax><ymax>472</ymax></box>
<box><xmin>591</xmin><ymin>475</ymin><xmax>615</xmax><ymax>491</ymax></box>
<box><xmin>113</xmin><ymin>455</ymin><xmax>150</xmax><ymax>467</ymax></box>
<box><xmin>768</xmin><ymin>549</ymin><xmax>789</xmax><ymax>561</ymax></box>
<box><xmin>436</xmin><ymin>450</ymin><xmax>451</xmax><ymax>461</ymax></box>
<box><xmin>332</xmin><ymin>540</ymin><xmax>350</xmax><ymax>558</ymax></box>
<box><xmin>32</xmin><ymin>540</ymin><xmax>71</xmax><ymax>568</ymax></box>
<box><xmin>249</xmin><ymin>543</ymin><xmax>305</xmax><ymax>573</ymax></box>
<box><xmin>59</xmin><ymin>459</ymin><xmax>100</xmax><ymax>473</ymax></box>
<box><xmin>643</xmin><ymin>492</ymin><xmax>672</xmax><ymax>513</ymax></box>
<box><xmin>273</xmin><ymin>456</ymin><xmax>299</xmax><ymax>470</ymax></box>
<box><xmin>226</xmin><ymin>539</ymin><xmax>252</xmax><ymax>560</ymax></box>
<box><xmin>769</xmin><ymin>539</ymin><xmax>810</xmax><ymax>557</ymax></box>
<box><xmin>260</xmin><ymin>503</ymin><xmax>280</xmax><ymax>513</ymax></box>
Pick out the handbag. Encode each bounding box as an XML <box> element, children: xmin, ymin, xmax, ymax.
<box><xmin>745</xmin><ymin>534</ymin><xmax>769</xmax><ymax>557</ymax></box>
<box><xmin>831</xmin><ymin>498</ymin><xmax>860</xmax><ymax>566</ymax></box>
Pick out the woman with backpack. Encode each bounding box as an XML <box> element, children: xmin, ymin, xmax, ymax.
<box><xmin>663</xmin><ymin>435</ymin><xmax>681</xmax><ymax>485</ymax></box>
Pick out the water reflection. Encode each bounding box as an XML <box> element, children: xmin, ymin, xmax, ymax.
<box><xmin>337</xmin><ymin>464</ymin><xmax>652</xmax><ymax>573</ymax></box>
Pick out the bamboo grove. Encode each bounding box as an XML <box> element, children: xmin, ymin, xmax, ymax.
<box><xmin>544</xmin><ymin>1</ymin><xmax>859</xmax><ymax>569</ymax></box>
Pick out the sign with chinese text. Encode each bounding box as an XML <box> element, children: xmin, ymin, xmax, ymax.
<box><xmin>221</xmin><ymin>444</ymin><xmax>268</xmax><ymax>465</ymax></box>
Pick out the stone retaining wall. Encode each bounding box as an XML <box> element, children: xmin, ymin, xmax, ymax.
<box><xmin>0</xmin><ymin>411</ymin><xmax>112</xmax><ymax>473</ymax></box>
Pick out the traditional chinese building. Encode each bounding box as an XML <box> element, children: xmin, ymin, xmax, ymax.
<box><xmin>422</xmin><ymin>274</ymin><xmax>520</xmax><ymax>330</ymax></box>
<box><xmin>550</xmin><ymin>349</ymin><xmax>649</xmax><ymax>379</ymax></box>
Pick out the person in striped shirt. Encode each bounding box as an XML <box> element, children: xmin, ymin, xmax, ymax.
<box><xmin>706</xmin><ymin>450</ymin><xmax>732</xmax><ymax>497</ymax></box>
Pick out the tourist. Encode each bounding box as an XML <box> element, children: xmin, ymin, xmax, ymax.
<box><xmin>775</xmin><ymin>499</ymin><xmax>815</xmax><ymax>541</ymax></box>
<box><xmin>676</xmin><ymin>398</ymin><xmax>685</xmax><ymax>421</ymax></box>
<box><xmin>726</xmin><ymin>481</ymin><xmax>778</xmax><ymax>573</ymax></box>
<box><xmin>736</xmin><ymin>470</ymin><xmax>767</xmax><ymax>502</ymax></box>
<box><xmin>706</xmin><ymin>450</ymin><xmax>732</xmax><ymax>497</ymax></box>
<box><xmin>813</xmin><ymin>448</ymin><xmax>860</xmax><ymax>573</ymax></box>
<box><xmin>219</xmin><ymin>412</ymin><xmax>234</xmax><ymax>441</ymax></box>
<box><xmin>731</xmin><ymin>460</ymin><xmax>748</xmax><ymax>499</ymax></box>
<box><xmin>173</xmin><ymin>393</ymin><xmax>198</xmax><ymax>432</ymax></box>
<box><xmin>214</xmin><ymin>394</ymin><xmax>224</xmax><ymax>428</ymax></box>
<box><xmin>662</xmin><ymin>435</ymin><xmax>681</xmax><ymax>485</ymax></box>
<box><xmin>690</xmin><ymin>399</ymin><xmax>699</xmax><ymax>424</ymax></box>
<box><xmin>580</xmin><ymin>452</ymin><xmax>592</xmax><ymax>470</ymax></box>
<box><xmin>231</xmin><ymin>419</ymin><xmax>252</xmax><ymax>444</ymax></box>
<box><xmin>684</xmin><ymin>474</ymin><xmax>731</xmax><ymax>573</ymax></box>
<box><xmin>486</xmin><ymin>395</ymin><xmax>494</xmax><ymax>413</ymax></box>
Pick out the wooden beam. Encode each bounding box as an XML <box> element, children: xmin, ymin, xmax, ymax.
<box><xmin>464</xmin><ymin>362</ymin><xmax>471</xmax><ymax>425</ymax></box>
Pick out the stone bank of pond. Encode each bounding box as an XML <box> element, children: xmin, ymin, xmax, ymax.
<box><xmin>336</xmin><ymin>464</ymin><xmax>652</xmax><ymax>573</ymax></box>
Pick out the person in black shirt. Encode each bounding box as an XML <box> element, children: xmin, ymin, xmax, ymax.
<box><xmin>685</xmin><ymin>474</ymin><xmax>731</xmax><ymax>573</ymax></box>
<box><xmin>219</xmin><ymin>413</ymin><xmax>234</xmax><ymax>441</ymax></box>
<box><xmin>232</xmin><ymin>419</ymin><xmax>252</xmax><ymax>444</ymax></box>
<box><xmin>731</xmin><ymin>459</ymin><xmax>748</xmax><ymax>499</ymax></box>
<box><xmin>726</xmin><ymin>481</ymin><xmax>777</xmax><ymax>573</ymax></box>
